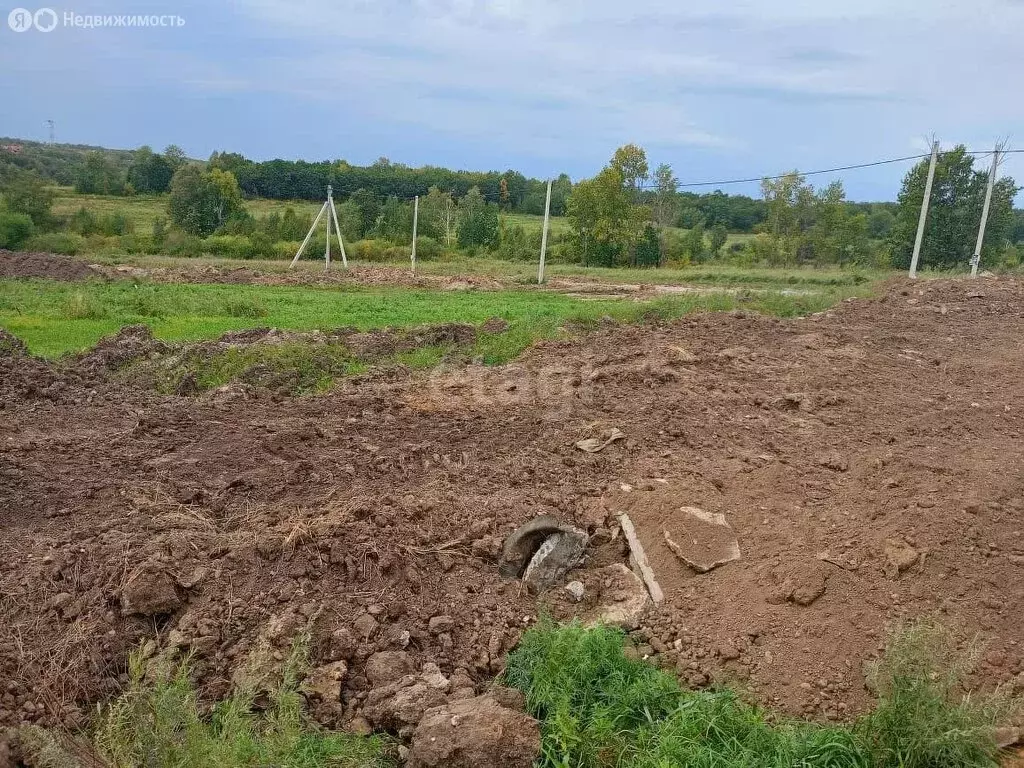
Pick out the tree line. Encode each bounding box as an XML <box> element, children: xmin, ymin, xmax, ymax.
<box><xmin>2</xmin><ymin>137</ymin><xmax>1022</xmax><ymax>270</ymax></box>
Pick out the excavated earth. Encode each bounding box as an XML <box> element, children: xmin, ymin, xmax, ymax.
<box><xmin>1</xmin><ymin>275</ymin><xmax>1024</xmax><ymax>738</ymax></box>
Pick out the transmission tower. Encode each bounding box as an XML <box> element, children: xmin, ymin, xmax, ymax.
<box><xmin>45</xmin><ymin>120</ymin><xmax>55</xmax><ymax>144</ymax></box>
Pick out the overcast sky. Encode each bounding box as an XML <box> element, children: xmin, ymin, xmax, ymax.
<box><xmin>2</xmin><ymin>0</ymin><xmax>1022</xmax><ymax>201</ymax></box>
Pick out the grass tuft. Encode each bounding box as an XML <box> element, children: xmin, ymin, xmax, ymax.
<box><xmin>63</xmin><ymin>291</ymin><xmax>108</xmax><ymax>320</ymax></box>
<box><xmin>94</xmin><ymin>639</ymin><xmax>392</xmax><ymax>768</ymax></box>
<box><xmin>502</xmin><ymin>620</ymin><xmax>1020</xmax><ymax>768</ymax></box>
<box><xmin>859</xmin><ymin>620</ymin><xmax>1021</xmax><ymax>768</ymax></box>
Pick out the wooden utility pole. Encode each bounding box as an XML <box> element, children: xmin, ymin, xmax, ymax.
<box><xmin>909</xmin><ymin>140</ymin><xmax>939</xmax><ymax>279</ymax></box>
<box><xmin>411</xmin><ymin>195</ymin><xmax>419</xmax><ymax>272</ymax></box>
<box><xmin>537</xmin><ymin>180</ymin><xmax>552</xmax><ymax>284</ymax></box>
<box><xmin>970</xmin><ymin>144</ymin><xmax>1003</xmax><ymax>278</ymax></box>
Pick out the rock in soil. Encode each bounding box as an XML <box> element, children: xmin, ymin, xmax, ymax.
<box><xmin>662</xmin><ymin>507</ymin><xmax>741</xmax><ymax>574</ymax></box>
<box><xmin>408</xmin><ymin>691</ymin><xmax>541</xmax><ymax>768</ymax></box>
<box><xmin>582</xmin><ymin>564</ymin><xmax>652</xmax><ymax>630</ymax></box>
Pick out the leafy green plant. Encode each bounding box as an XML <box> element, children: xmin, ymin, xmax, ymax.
<box><xmin>858</xmin><ymin>620</ymin><xmax>1021</xmax><ymax>768</ymax></box>
<box><xmin>0</xmin><ymin>210</ymin><xmax>35</xmax><ymax>249</ymax></box>
<box><xmin>23</xmin><ymin>232</ymin><xmax>86</xmax><ymax>256</ymax></box>
<box><xmin>95</xmin><ymin>640</ymin><xmax>392</xmax><ymax>768</ymax></box>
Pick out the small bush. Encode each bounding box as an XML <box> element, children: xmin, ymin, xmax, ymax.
<box><xmin>273</xmin><ymin>240</ymin><xmax>300</xmax><ymax>260</ymax></box>
<box><xmin>63</xmin><ymin>291</ymin><xmax>108</xmax><ymax>319</ymax></box>
<box><xmin>204</xmin><ymin>234</ymin><xmax>253</xmax><ymax>259</ymax></box>
<box><xmin>119</xmin><ymin>233</ymin><xmax>157</xmax><ymax>255</ymax></box>
<box><xmin>249</xmin><ymin>232</ymin><xmax>276</xmax><ymax>259</ymax></box>
<box><xmin>68</xmin><ymin>206</ymin><xmax>99</xmax><ymax>235</ymax></box>
<box><xmin>350</xmin><ymin>239</ymin><xmax>391</xmax><ymax>262</ymax></box>
<box><xmin>95</xmin><ymin>640</ymin><xmax>392</xmax><ymax>768</ymax></box>
<box><xmin>127</xmin><ymin>286</ymin><xmax>166</xmax><ymax>318</ymax></box>
<box><xmin>23</xmin><ymin>232</ymin><xmax>86</xmax><ymax>255</ymax></box>
<box><xmin>98</xmin><ymin>211</ymin><xmax>134</xmax><ymax>236</ymax></box>
<box><xmin>163</xmin><ymin>230</ymin><xmax>205</xmax><ymax>258</ymax></box>
<box><xmin>0</xmin><ymin>211</ymin><xmax>35</xmax><ymax>249</ymax></box>
<box><xmin>223</xmin><ymin>296</ymin><xmax>268</xmax><ymax>318</ymax></box>
<box><xmin>414</xmin><ymin>235</ymin><xmax>444</xmax><ymax>261</ymax></box>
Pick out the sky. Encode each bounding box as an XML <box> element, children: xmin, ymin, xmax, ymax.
<box><xmin>2</xmin><ymin>0</ymin><xmax>1023</xmax><ymax>202</ymax></box>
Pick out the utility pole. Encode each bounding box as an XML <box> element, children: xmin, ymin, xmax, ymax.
<box><xmin>908</xmin><ymin>139</ymin><xmax>939</xmax><ymax>279</ymax></box>
<box><xmin>325</xmin><ymin>185</ymin><xmax>332</xmax><ymax>269</ymax></box>
<box><xmin>537</xmin><ymin>179</ymin><xmax>552</xmax><ymax>284</ymax></box>
<box><xmin>411</xmin><ymin>195</ymin><xmax>419</xmax><ymax>272</ymax></box>
<box><xmin>970</xmin><ymin>143</ymin><xmax>1004</xmax><ymax>278</ymax></box>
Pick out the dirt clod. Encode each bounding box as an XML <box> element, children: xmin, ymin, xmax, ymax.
<box><xmin>120</xmin><ymin>564</ymin><xmax>182</xmax><ymax>617</ymax></box>
<box><xmin>408</xmin><ymin>692</ymin><xmax>541</xmax><ymax>768</ymax></box>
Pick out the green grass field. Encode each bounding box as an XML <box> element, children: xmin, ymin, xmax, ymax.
<box><xmin>50</xmin><ymin>189</ymin><xmax>760</xmax><ymax>249</ymax></box>
<box><xmin>0</xmin><ymin>277</ymin><xmax>870</xmax><ymax>360</ymax></box>
<box><xmin>50</xmin><ymin>188</ymin><xmax>569</xmax><ymax>237</ymax></box>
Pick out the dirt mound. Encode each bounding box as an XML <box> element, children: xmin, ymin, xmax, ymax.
<box><xmin>91</xmin><ymin>261</ymin><xmax>507</xmax><ymax>291</ymax></box>
<box><xmin>75</xmin><ymin>324</ymin><xmax>170</xmax><ymax>374</ymax></box>
<box><xmin>343</xmin><ymin>323</ymin><xmax>477</xmax><ymax>360</ymax></box>
<box><xmin>0</xmin><ymin>251</ymin><xmax>99</xmax><ymax>280</ymax></box>
<box><xmin>1</xmin><ymin>276</ymin><xmax>1024</xmax><ymax>735</ymax></box>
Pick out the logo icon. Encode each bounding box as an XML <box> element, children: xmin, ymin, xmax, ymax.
<box><xmin>34</xmin><ymin>7</ymin><xmax>57</xmax><ymax>31</ymax></box>
<box><xmin>7</xmin><ymin>7</ymin><xmax>33</xmax><ymax>31</ymax></box>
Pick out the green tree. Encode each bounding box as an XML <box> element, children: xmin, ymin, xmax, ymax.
<box><xmin>348</xmin><ymin>188</ymin><xmax>380</xmax><ymax>238</ymax></box>
<box><xmin>651</xmin><ymin>163</ymin><xmax>678</xmax><ymax>229</ymax></box>
<box><xmin>684</xmin><ymin>221</ymin><xmax>706</xmax><ymax>262</ymax></box>
<box><xmin>457</xmin><ymin>186</ymin><xmax>499</xmax><ymax>249</ymax></box>
<box><xmin>709</xmin><ymin>224</ymin><xmax>728</xmax><ymax>256</ymax></box>
<box><xmin>1009</xmin><ymin>209</ymin><xmax>1024</xmax><ymax>244</ymax></box>
<box><xmin>0</xmin><ymin>209</ymin><xmax>34</xmax><ymax>249</ymax></box>
<box><xmin>566</xmin><ymin>161</ymin><xmax>646</xmax><ymax>267</ymax></box>
<box><xmin>207</xmin><ymin>168</ymin><xmax>243</xmax><ymax>228</ymax></box>
<box><xmin>127</xmin><ymin>146</ymin><xmax>174</xmax><ymax>194</ymax></box>
<box><xmin>867</xmin><ymin>207</ymin><xmax>896</xmax><ymax>239</ymax></box>
<box><xmin>611</xmin><ymin>144</ymin><xmax>649</xmax><ymax>199</ymax></box>
<box><xmin>74</xmin><ymin>151</ymin><xmax>125</xmax><ymax>195</ymax></box>
<box><xmin>167</xmin><ymin>166</ymin><xmax>243</xmax><ymax>237</ymax></box>
<box><xmin>888</xmin><ymin>146</ymin><xmax>1019</xmax><ymax>270</ymax></box>
<box><xmin>0</xmin><ymin>168</ymin><xmax>54</xmax><ymax>227</ymax></box>
<box><xmin>373</xmin><ymin>196</ymin><xmax>412</xmax><ymax>242</ymax></box>
<box><xmin>163</xmin><ymin>145</ymin><xmax>188</xmax><ymax>170</ymax></box>
<box><xmin>420</xmin><ymin>186</ymin><xmax>458</xmax><ymax>247</ymax></box>
<box><xmin>279</xmin><ymin>207</ymin><xmax>311</xmax><ymax>241</ymax></box>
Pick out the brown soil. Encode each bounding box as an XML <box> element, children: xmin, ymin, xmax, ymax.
<box><xmin>1</xmin><ymin>276</ymin><xmax>1023</xmax><ymax>732</ymax></box>
<box><xmin>0</xmin><ymin>251</ymin><xmax>100</xmax><ymax>281</ymax></box>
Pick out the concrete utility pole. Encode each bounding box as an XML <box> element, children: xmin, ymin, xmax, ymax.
<box><xmin>411</xmin><ymin>195</ymin><xmax>419</xmax><ymax>272</ymax></box>
<box><xmin>909</xmin><ymin>140</ymin><xmax>939</xmax><ymax>279</ymax></box>
<box><xmin>537</xmin><ymin>179</ymin><xmax>552</xmax><ymax>284</ymax></box>
<box><xmin>325</xmin><ymin>185</ymin><xmax>332</xmax><ymax>269</ymax></box>
<box><xmin>970</xmin><ymin>144</ymin><xmax>1003</xmax><ymax>278</ymax></box>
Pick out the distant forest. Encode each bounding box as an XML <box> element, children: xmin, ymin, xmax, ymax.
<box><xmin>0</xmin><ymin>137</ymin><xmax>898</xmax><ymax>233</ymax></box>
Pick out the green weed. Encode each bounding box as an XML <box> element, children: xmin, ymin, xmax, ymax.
<box><xmin>62</xmin><ymin>291</ymin><xmax>107</xmax><ymax>319</ymax></box>
<box><xmin>858</xmin><ymin>620</ymin><xmax>1021</xmax><ymax>768</ymax></box>
<box><xmin>503</xmin><ymin>620</ymin><xmax>1018</xmax><ymax>768</ymax></box>
<box><xmin>151</xmin><ymin>341</ymin><xmax>361</xmax><ymax>395</ymax></box>
<box><xmin>95</xmin><ymin>640</ymin><xmax>392</xmax><ymax>768</ymax></box>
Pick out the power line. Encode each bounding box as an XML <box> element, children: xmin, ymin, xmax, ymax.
<box><xmin>638</xmin><ymin>148</ymin><xmax>1024</xmax><ymax>191</ymax></box>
